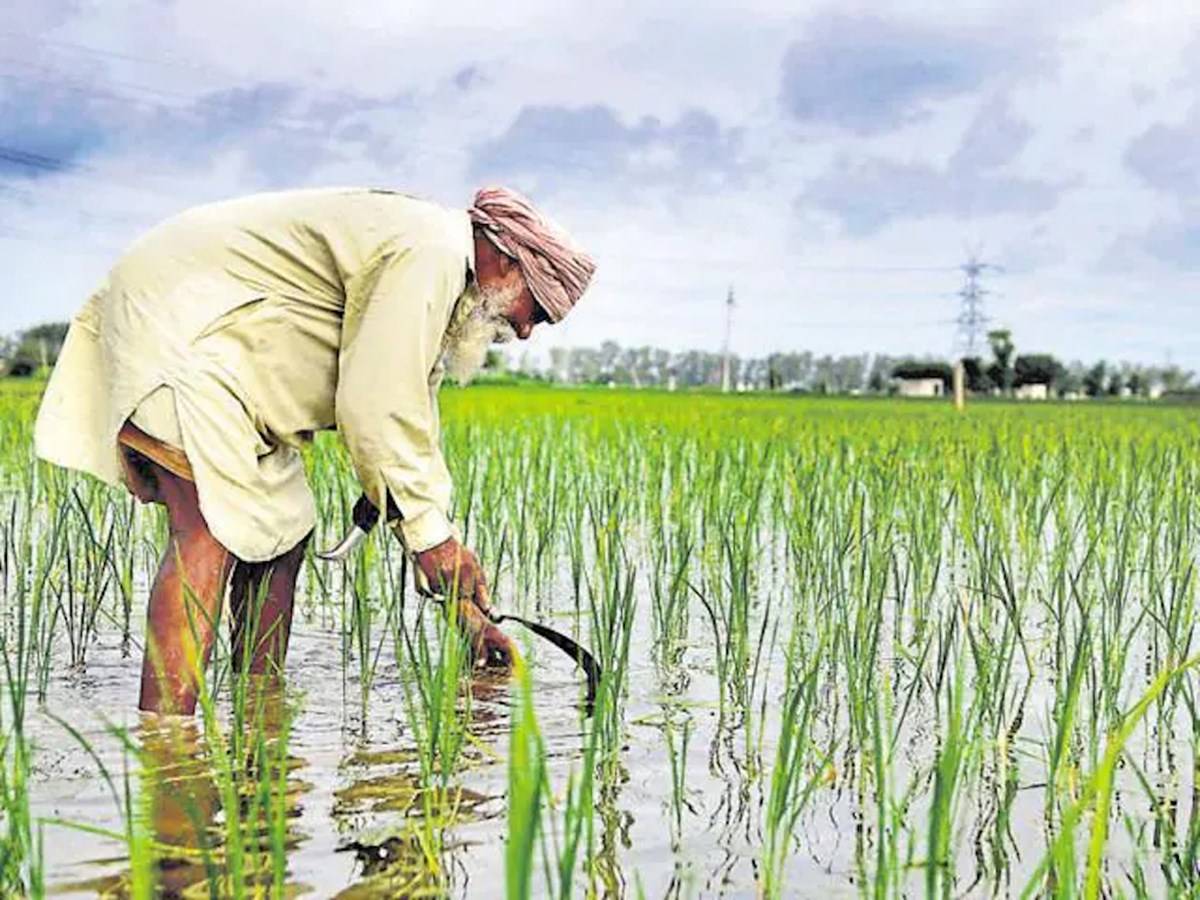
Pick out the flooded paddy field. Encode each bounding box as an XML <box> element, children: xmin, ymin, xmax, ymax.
<box><xmin>2</xmin><ymin>381</ymin><xmax>1199</xmax><ymax>897</ymax></box>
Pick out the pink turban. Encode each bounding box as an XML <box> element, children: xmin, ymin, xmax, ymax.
<box><xmin>468</xmin><ymin>186</ymin><xmax>596</xmax><ymax>322</ymax></box>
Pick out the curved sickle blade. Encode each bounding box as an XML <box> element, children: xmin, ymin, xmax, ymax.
<box><xmin>497</xmin><ymin>614</ymin><xmax>601</xmax><ymax>715</ymax></box>
<box><xmin>316</xmin><ymin>525</ymin><xmax>371</xmax><ymax>562</ymax></box>
<box><xmin>318</xmin><ymin>494</ymin><xmax>382</xmax><ymax>561</ymax></box>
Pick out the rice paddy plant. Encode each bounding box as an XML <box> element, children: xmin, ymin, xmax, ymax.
<box><xmin>505</xmin><ymin>656</ymin><xmax>546</xmax><ymax>900</ymax></box>
<box><xmin>760</xmin><ymin>627</ymin><xmax>830</xmax><ymax>899</ymax></box>
<box><xmin>150</xmin><ymin>580</ymin><xmax>301</xmax><ymax>898</ymax></box>
<box><xmin>546</xmin><ymin>718</ymin><xmax>599</xmax><ymax>899</ymax></box>
<box><xmin>584</xmin><ymin>488</ymin><xmax>637</xmax><ymax>765</ymax></box>
<box><xmin>646</xmin><ymin>445</ymin><xmax>694</xmax><ymax>677</ymax></box>
<box><xmin>663</xmin><ymin>714</ymin><xmax>692</xmax><ymax>850</ymax></box>
<box><xmin>395</xmin><ymin>597</ymin><xmax>474</xmax><ymax>791</ymax></box>
<box><xmin>924</xmin><ymin>635</ymin><xmax>977</xmax><ymax>900</ymax></box>
<box><xmin>384</xmin><ymin>592</ymin><xmax>477</xmax><ymax>891</ymax></box>
<box><xmin>0</xmin><ymin>708</ymin><xmax>42</xmax><ymax>897</ymax></box>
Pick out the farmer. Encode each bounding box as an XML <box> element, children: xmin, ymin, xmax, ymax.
<box><xmin>33</xmin><ymin>186</ymin><xmax>596</xmax><ymax>715</ymax></box>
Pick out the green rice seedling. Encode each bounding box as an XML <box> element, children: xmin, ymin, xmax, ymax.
<box><xmin>506</xmin><ymin>656</ymin><xmax>546</xmax><ymax>900</ymax></box>
<box><xmin>387</xmin><ymin>591</ymin><xmax>476</xmax><ymax>891</ymax></box>
<box><xmin>42</xmin><ymin>714</ymin><xmax>161</xmax><ymax>900</ymax></box>
<box><xmin>394</xmin><ymin>596</ymin><xmax>473</xmax><ymax>791</ymax></box>
<box><xmin>584</xmin><ymin>503</ymin><xmax>637</xmax><ymax>765</ymax></box>
<box><xmin>55</xmin><ymin>488</ymin><xmax>118</xmax><ymax>670</ymax></box>
<box><xmin>330</xmin><ymin>523</ymin><xmax>398</xmax><ymax>727</ymax></box>
<box><xmin>1022</xmin><ymin>653</ymin><xmax>1200</xmax><ymax>898</ymax></box>
<box><xmin>547</xmin><ymin>716</ymin><xmax>599</xmax><ymax>900</ymax></box>
<box><xmin>760</xmin><ymin>627</ymin><xmax>830</xmax><ymax>899</ymax></box>
<box><xmin>0</xmin><ymin>715</ymin><xmax>42</xmax><ymax>897</ymax></box>
<box><xmin>663</xmin><ymin>714</ymin><xmax>692</xmax><ymax>850</ymax></box>
<box><xmin>646</xmin><ymin>458</ymin><xmax>694</xmax><ymax>676</ymax></box>
<box><xmin>924</xmin><ymin>636</ymin><xmax>975</xmax><ymax>900</ymax></box>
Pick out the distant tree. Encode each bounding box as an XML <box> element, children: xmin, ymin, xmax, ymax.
<box><xmin>866</xmin><ymin>354</ymin><xmax>898</xmax><ymax>393</ymax></box>
<box><xmin>986</xmin><ymin>329</ymin><xmax>1016</xmax><ymax>393</ymax></box>
<box><xmin>1014</xmin><ymin>354</ymin><xmax>1065</xmax><ymax>388</ymax></box>
<box><xmin>1127</xmin><ymin>368</ymin><xmax>1147</xmax><ymax>397</ymax></box>
<box><xmin>961</xmin><ymin>356</ymin><xmax>994</xmax><ymax>393</ymax></box>
<box><xmin>1083</xmin><ymin>361</ymin><xmax>1108</xmax><ymax>398</ymax></box>
<box><xmin>5</xmin><ymin>321</ymin><xmax>70</xmax><ymax>376</ymax></box>
<box><xmin>568</xmin><ymin>346</ymin><xmax>603</xmax><ymax>383</ymax></box>
<box><xmin>673</xmin><ymin>350</ymin><xmax>718</xmax><ymax>387</ymax></box>
<box><xmin>1159</xmin><ymin>365</ymin><xmax>1195</xmax><ymax>393</ymax></box>
<box><xmin>1058</xmin><ymin>361</ymin><xmax>1085</xmax><ymax>396</ymax></box>
<box><xmin>651</xmin><ymin>348</ymin><xmax>672</xmax><ymax>385</ymax></box>
<box><xmin>812</xmin><ymin>355</ymin><xmax>836</xmax><ymax>394</ymax></box>
<box><xmin>742</xmin><ymin>357</ymin><xmax>768</xmax><ymax>390</ymax></box>
<box><xmin>1106</xmin><ymin>370</ymin><xmax>1125</xmax><ymax>396</ymax></box>
<box><xmin>548</xmin><ymin>347</ymin><xmax>569</xmax><ymax>382</ymax></box>
<box><xmin>767</xmin><ymin>356</ymin><xmax>782</xmax><ymax>390</ymax></box>
<box><xmin>766</xmin><ymin>350</ymin><xmax>813</xmax><ymax>390</ymax></box>
<box><xmin>598</xmin><ymin>341</ymin><xmax>620</xmax><ymax>381</ymax></box>
<box><xmin>834</xmin><ymin>353</ymin><xmax>868</xmax><ymax>393</ymax></box>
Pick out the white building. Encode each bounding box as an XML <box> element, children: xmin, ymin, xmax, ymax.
<box><xmin>1015</xmin><ymin>383</ymin><xmax>1049</xmax><ymax>401</ymax></box>
<box><xmin>896</xmin><ymin>377</ymin><xmax>944</xmax><ymax>398</ymax></box>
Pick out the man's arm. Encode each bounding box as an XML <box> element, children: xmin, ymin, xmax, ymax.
<box><xmin>335</xmin><ymin>242</ymin><xmax>461</xmax><ymax>553</ymax></box>
<box><xmin>335</xmin><ymin>240</ymin><xmax>510</xmax><ymax>668</ymax></box>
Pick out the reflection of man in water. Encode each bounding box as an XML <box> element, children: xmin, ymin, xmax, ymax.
<box><xmin>78</xmin><ymin>695</ymin><xmax>295</xmax><ymax>897</ymax></box>
<box><xmin>34</xmin><ymin>187</ymin><xmax>595</xmax><ymax>714</ymax></box>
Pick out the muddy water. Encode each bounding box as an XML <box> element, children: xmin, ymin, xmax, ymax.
<box><xmin>19</xmin><ymin>554</ymin><xmax>1186</xmax><ymax>899</ymax></box>
<box><xmin>25</xmin><ymin>574</ymin><xmax>798</xmax><ymax>898</ymax></box>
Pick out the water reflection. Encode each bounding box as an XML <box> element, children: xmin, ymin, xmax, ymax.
<box><xmin>329</xmin><ymin>672</ymin><xmax>511</xmax><ymax>898</ymax></box>
<box><xmin>59</xmin><ymin>680</ymin><xmax>310</xmax><ymax>898</ymax></box>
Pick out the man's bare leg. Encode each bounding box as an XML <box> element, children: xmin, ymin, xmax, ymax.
<box><xmin>138</xmin><ymin>471</ymin><xmax>233</xmax><ymax>715</ymax></box>
<box><xmin>229</xmin><ymin>534</ymin><xmax>310</xmax><ymax>675</ymax></box>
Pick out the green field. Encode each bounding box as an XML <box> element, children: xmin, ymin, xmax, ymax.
<box><xmin>1</xmin><ymin>379</ymin><xmax>1198</xmax><ymax>897</ymax></box>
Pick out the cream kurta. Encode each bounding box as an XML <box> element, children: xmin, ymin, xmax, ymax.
<box><xmin>34</xmin><ymin>188</ymin><xmax>473</xmax><ymax>561</ymax></box>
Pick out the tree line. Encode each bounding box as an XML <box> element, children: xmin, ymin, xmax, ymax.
<box><xmin>0</xmin><ymin>322</ymin><xmax>70</xmax><ymax>376</ymax></box>
<box><xmin>6</xmin><ymin>320</ymin><xmax>1194</xmax><ymax>399</ymax></box>
<box><xmin>504</xmin><ymin>329</ymin><xmax>1195</xmax><ymax>398</ymax></box>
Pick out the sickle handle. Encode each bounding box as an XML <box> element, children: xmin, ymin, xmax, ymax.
<box><xmin>351</xmin><ymin>492</ymin><xmax>402</xmax><ymax>531</ymax></box>
<box><xmin>351</xmin><ymin>493</ymin><xmax>381</xmax><ymax>531</ymax></box>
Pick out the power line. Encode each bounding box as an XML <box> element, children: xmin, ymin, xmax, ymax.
<box><xmin>0</xmin><ymin>30</ymin><xmax>238</xmax><ymax>80</ymax></box>
<box><xmin>0</xmin><ymin>146</ymin><xmax>72</xmax><ymax>174</ymax></box>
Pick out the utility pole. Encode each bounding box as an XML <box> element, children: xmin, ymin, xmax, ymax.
<box><xmin>720</xmin><ymin>285</ymin><xmax>735</xmax><ymax>393</ymax></box>
<box><xmin>954</xmin><ymin>253</ymin><xmax>1000</xmax><ymax>359</ymax></box>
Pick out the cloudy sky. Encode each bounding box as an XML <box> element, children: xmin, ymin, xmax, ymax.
<box><xmin>2</xmin><ymin>1</ymin><xmax>1198</xmax><ymax>368</ymax></box>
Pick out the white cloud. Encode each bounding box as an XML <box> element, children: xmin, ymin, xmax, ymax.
<box><xmin>1</xmin><ymin>0</ymin><xmax>1198</xmax><ymax>370</ymax></box>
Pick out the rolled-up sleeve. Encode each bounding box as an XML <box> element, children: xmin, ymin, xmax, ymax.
<box><xmin>336</xmin><ymin>242</ymin><xmax>464</xmax><ymax>552</ymax></box>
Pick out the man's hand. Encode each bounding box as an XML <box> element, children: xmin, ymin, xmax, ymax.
<box><xmin>414</xmin><ymin>538</ymin><xmax>492</xmax><ymax>614</ymax></box>
<box><xmin>414</xmin><ymin>538</ymin><xmax>514</xmax><ymax>669</ymax></box>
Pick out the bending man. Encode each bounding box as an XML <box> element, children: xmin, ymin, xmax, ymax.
<box><xmin>34</xmin><ymin>186</ymin><xmax>596</xmax><ymax>714</ymax></box>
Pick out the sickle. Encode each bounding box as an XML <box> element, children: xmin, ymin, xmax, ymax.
<box><xmin>316</xmin><ymin>494</ymin><xmax>389</xmax><ymax>561</ymax></box>
<box><xmin>320</xmin><ymin>493</ymin><xmax>602</xmax><ymax>712</ymax></box>
<box><xmin>491</xmin><ymin>613</ymin><xmax>600</xmax><ymax>712</ymax></box>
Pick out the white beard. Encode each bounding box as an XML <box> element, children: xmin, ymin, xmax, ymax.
<box><xmin>441</xmin><ymin>278</ymin><xmax>521</xmax><ymax>385</ymax></box>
